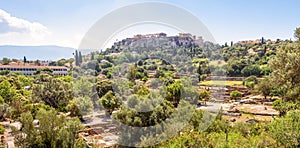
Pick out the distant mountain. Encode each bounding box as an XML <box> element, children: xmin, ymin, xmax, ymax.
<box><xmin>0</xmin><ymin>45</ymin><xmax>76</xmax><ymax>61</ymax></box>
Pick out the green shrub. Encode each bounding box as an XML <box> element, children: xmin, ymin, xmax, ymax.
<box><xmin>244</xmin><ymin>75</ymin><xmax>258</xmax><ymax>84</ymax></box>
<box><xmin>269</xmin><ymin>110</ymin><xmax>300</xmax><ymax>147</ymax></box>
<box><xmin>230</xmin><ymin>90</ymin><xmax>242</xmax><ymax>99</ymax></box>
<box><xmin>241</xmin><ymin>65</ymin><xmax>261</xmax><ymax>77</ymax></box>
<box><xmin>244</xmin><ymin>81</ymin><xmax>255</xmax><ymax>89</ymax></box>
<box><xmin>0</xmin><ymin>96</ymin><xmax>4</xmax><ymax>104</ymax></box>
<box><xmin>141</xmin><ymin>76</ymin><xmax>148</xmax><ymax>82</ymax></box>
<box><xmin>0</xmin><ymin>125</ymin><xmax>5</xmax><ymax>134</ymax></box>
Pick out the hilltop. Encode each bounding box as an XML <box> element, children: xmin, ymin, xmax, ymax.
<box><xmin>1</xmin><ymin>31</ymin><xmax>299</xmax><ymax>147</ymax></box>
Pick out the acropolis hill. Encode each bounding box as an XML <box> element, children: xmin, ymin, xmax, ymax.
<box><xmin>111</xmin><ymin>33</ymin><xmax>204</xmax><ymax>49</ymax></box>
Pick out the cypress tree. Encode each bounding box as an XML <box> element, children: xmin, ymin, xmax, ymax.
<box><xmin>91</xmin><ymin>52</ymin><xmax>95</xmax><ymax>60</ymax></box>
<box><xmin>79</xmin><ymin>51</ymin><xmax>83</xmax><ymax>64</ymax></box>
<box><xmin>263</xmin><ymin>46</ymin><xmax>267</xmax><ymax>55</ymax></box>
<box><xmin>23</xmin><ymin>56</ymin><xmax>27</xmax><ymax>65</ymax></box>
<box><xmin>261</xmin><ymin>37</ymin><xmax>265</xmax><ymax>44</ymax></box>
<box><xmin>75</xmin><ymin>50</ymin><xmax>79</xmax><ymax>66</ymax></box>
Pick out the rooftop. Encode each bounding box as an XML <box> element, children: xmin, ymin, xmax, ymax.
<box><xmin>0</xmin><ymin>65</ymin><xmax>68</xmax><ymax>69</ymax></box>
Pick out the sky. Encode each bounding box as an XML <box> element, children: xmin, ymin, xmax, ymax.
<box><xmin>0</xmin><ymin>0</ymin><xmax>300</xmax><ymax>48</ymax></box>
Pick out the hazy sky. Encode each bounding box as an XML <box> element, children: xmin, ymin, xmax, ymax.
<box><xmin>0</xmin><ymin>0</ymin><xmax>299</xmax><ymax>48</ymax></box>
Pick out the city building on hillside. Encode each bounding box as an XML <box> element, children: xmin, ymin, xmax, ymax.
<box><xmin>134</xmin><ymin>33</ymin><xmax>167</xmax><ymax>39</ymax></box>
<box><xmin>112</xmin><ymin>33</ymin><xmax>204</xmax><ymax>49</ymax></box>
<box><xmin>178</xmin><ymin>33</ymin><xmax>195</xmax><ymax>39</ymax></box>
<box><xmin>0</xmin><ymin>65</ymin><xmax>68</xmax><ymax>75</ymax></box>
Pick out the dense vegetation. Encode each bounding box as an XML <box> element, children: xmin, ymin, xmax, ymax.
<box><xmin>0</xmin><ymin>28</ymin><xmax>300</xmax><ymax>147</ymax></box>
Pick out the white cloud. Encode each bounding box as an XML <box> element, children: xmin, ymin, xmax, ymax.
<box><xmin>0</xmin><ymin>9</ymin><xmax>50</xmax><ymax>36</ymax></box>
<box><xmin>0</xmin><ymin>9</ymin><xmax>84</xmax><ymax>48</ymax></box>
<box><xmin>0</xmin><ymin>8</ymin><xmax>51</xmax><ymax>45</ymax></box>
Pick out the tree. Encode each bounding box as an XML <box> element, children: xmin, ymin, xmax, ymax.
<box><xmin>256</xmin><ymin>78</ymin><xmax>272</xmax><ymax>100</ymax></box>
<box><xmin>32</xmin><ymin>77</ymin><xmax>73</xmax><ymax>109</ymax></box>
<box><xmin>0</xmin><ymin>70</ymin><xmax>10</xmax><ymax>75</ymax></box>
<box><xmin>295</xmin><ymin>27</ymin><xmax>300</xmax><ymax>41</ymax></box>
<box><xmin>154</xmin><ymin>70</ymin><xmax>164</xmax><ymax>78</ymax></box>
<box><xmin>14</xmin><ymin>112</ymin><xmax>41</xmax><ymax>147</ymax></box>
<box><xmin>75</xmin><ymin>50</ymin><xmax>79</xmax><ymax>66</ymax></box>
<box><xmin>244</xmin><ymin>75</ymin><xmax>258</xmax><ymax>84</ymax></box>
<box><xmin>261</xmin><ymin>37</ymin><xmax>265</xmax><ymax>44</ymax></box>
<box><xmin>113</xmin><ymin>96</ymin><xmax>175</xmax><ymax>146</ymax></box>
<box><xmin>269</xmin><ymin>41</ymin><xmax>300</xmax><ymax>102</ymax></box>
<box><xmin>260</xmin><ymin>65</ymin><xmax>272</xmax><ymax>76</ymax></box>
<box><xmin>57</xmin><ymin>118</ymin><xmax>84</xmax><ymax>147</ymax></box>
<box><xmin>18</xmin><ymin>75</ymin><xmax>33</xmax><ymax>87</ymax></box>
<box><xmin>127</xmin><ymin>65</ymin><xmax>138</xmax><ymax>82</ymax></box>
<box><xmin>135</xmin><ymin>86</ymin><xmax>150</xmax><ymax>96</ymax></box>
<box><xmin>34</xmin><ymin>60</ymin><xmax>41</xmax><ymax>66</ymax></box>
<box><xmin>98</xmin><ymin>90</ymin><xmax>120</xmax><ymax>115</ymax></box>
<box><xmin>91</xmin><ymin>52</ymin><xmax>95</xmax><ymax>60</ymax></box>
<box><xmin>0</xmin><ymin>96</ymin><xmax>4</xmax><ymax>104</ymax></box>
<box><xmin>0</xmin><ymin>103</ymin><xmax>10</xmax><ymax>121</ymax></box>
<box><xmin>226</xmin><ymin>58</ymin><xmax>247</xmax><ymax>76</ymax></box>
<box><xmin>95</xmin><ymin>63</ymin><xmax>101</xmax><ymax>73</ymax></box>
<box><xmin>10</xmin><ymin>94</ymin><xmax>26</xmax><ymax>119</ymax></box>
<box><xmin>0</xmin><ymin>125</ymin><xmax>4</xmax><ymax>134</ymax></box>
<box><xmin>197</xmin><ymin>60</ymin><xmax>210</xmax><ymax>76</ymax></box>
<box><xmin>13</xmin><ymin>109</ymin><xmax>84</xmax><ymax>147</ymax></box>
<box><xmin>263</xmin><ymin>46</ymin><xmax>267</xmax><ymax>55</ymax></box>
<box><xmin>243</xmin><ymin>76</ymin><xmax>258</xmax><ymax>89</ymax></box>
<box><xmin>96</xmin><ymin>79</ymin><xmax>113</xmax><ymax>98</ymax></box>
<box><xmin>272</xmin><ymin>99</ymin><xmax>298</xmax><ymax>117</ymax></box>
<box><xmin>73</xmin><ymin>77</ymin><xmax>93</xmax><ymax>97</ymax></box>
<box><xmin>23</xmin><ymin>56</ymin><xmax>27</xmax><ymax>65</ymax></box>
<box><xmin>1</xmin><ymin>58</ymin><xmax>10</xmax><ymax>65</ymax></box>
<box><xmin>166</xmin><ymin>80</ymin><xmax>183</xmax><ymax>107</ymax></box>
<box><xmin>241</xmin><ymin>65</ymin><xmax>261</xmax><ymax>77</ymax></box>
<box><xmin>34</xmin><ymin>68</ymin><xmax>53</xmax><ymax>75</ymax></box>
<box><xmin>269</xmin><ymin>110</ymin><xmax>300</xmax><ymax>147</ymax></box>
<box><xmin>79</xmin><ymin>51</ymin><xmax>83</xmax><ymax>64</ymax></box>
<box><xmin>74</xmin><ymin>138</ymin><xmax>88</xmax><ymax>148</ymax></box>
<box><xmin>0</xmin><ymin>80</ymin><xmax>17</xmax><ymax>103</ymax></box>
<box><xmin>199</xmin><ymin>90</ymin><xmax>210</xmax><ymax>104</ymax></box>
<box><xmin>67</xmin><ymin>97</ymin><xmax>93</xmax><ymax>117</ymax></box>
<box><xmin>36</xmin><ymin>109</ymin><xmax>82</xmax><ymax>147</ymax></box>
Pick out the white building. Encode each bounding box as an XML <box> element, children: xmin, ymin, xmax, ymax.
<box><xmin>0</xmin><ymin>65</ymin><xmax>68</xmax><ymax>75</ymax></box>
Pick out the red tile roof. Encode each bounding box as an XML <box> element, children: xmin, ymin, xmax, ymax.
<box><xmin>0</xmin><ymin>65</ymin><xmax>68</xmax><ymax>69</ymax></box>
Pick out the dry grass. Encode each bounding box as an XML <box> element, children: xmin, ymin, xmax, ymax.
<box><xmin>223</xmin><ymin>114</ymin><xmax>273</xmax><ymax>123</ymax></box>
<box><xmin>200</xmin><ymin>80</ymin><xmax>243</xmax><ymax>86</ymax></box>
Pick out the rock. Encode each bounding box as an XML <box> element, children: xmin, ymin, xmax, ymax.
<box><xmin>245</xmin><ymin>119</ymin><xmax>258</xmax><ymax>124</ymax></box>
<box><xmin>230</xmin><ymin>118</ymin><xmax>236</xmax><ymax>122</ymax></box>
<box><xmin>263</xmin><ymin>102</ymin><xmax>273</xmax><ymax>106</ymax></box>
<box><xmin>223</xmin><ymin>112</ymin><xmax>241</xmax><ymax>117</ymax></box>
<box><xmin>33</xmin><ymin>119</ymin><xmax>39</xmax><ymax>125</ymax></box>
<box><xmin>228</xmin><ymin>108</ymin><xmax>240</xmax><ymax>113</ymax></box>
